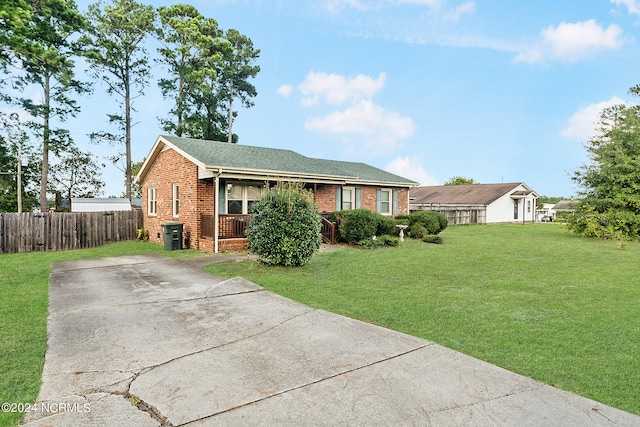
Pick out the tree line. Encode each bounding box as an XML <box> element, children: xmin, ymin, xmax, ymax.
<box><xmin>0</xmin><ymin>0</ymin><xmax>260</xmax><ymax>212</ymax></box>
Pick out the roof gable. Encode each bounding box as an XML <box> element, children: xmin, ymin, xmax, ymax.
<box><xmin>137</xmin><ymin>136</ymin><xmax>418</xmax><ymax>186</ymax></box>
<box><xmin>410</xmin><ymin>183</ymin><xmax>536</xmax><ymax>206</ymax></box>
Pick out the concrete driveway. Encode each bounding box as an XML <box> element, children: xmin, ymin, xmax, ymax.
<box><xmin>22</xmin><ymin>254</ymin><xmax>640</xmax><ymax>426</ymax></box>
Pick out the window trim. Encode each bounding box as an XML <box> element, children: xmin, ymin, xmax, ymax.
<box><xmin>225</xmin><ymin>182</ymin><xmax>263</xmax><ymax>214</ymax></box>
<box><xmin>342</xmin><ymin>187</ymin><xmax>355</xmax><ymax>211</ymax></box>
<box><xmin>378</xmin><ymin>188</ymin><xmax>393</xmax><ymax>215</ymax></box>
<box><xmin>148</xmin><ymin>186</ymin><xmax>157</xmax><ymax>216</ymax></box>
<box><xmin>172</xmin><ymin>183</ymin><xmax>180</xmax><ymax>218</ymax></box>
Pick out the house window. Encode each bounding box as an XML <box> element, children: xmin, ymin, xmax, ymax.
<box><xmin>527</xmin><ymin>200</ymin><xmax>531</xmax><ymax>213</ymax></box>
<box><xmin>342</xmin><ymin>187</ymin><xmax>354</xmax><ymax>210</ymax></box>
<box><xmin>172</xmin><ymin>184</ymin><xmax>180</xmax><ymax>217</ymax></box>
<box><xmin>227</xmin><ymin>183</ymin><xmax>243</xmax><ymax>214</ymax></box>
<box><xmin>226</xmin><ymin>183</ymin><xmax>262</xmax><ymax>214</ymax></box>
<box><xmin>246</xmin><ymin>185</ymin><xmax>261</xmax><ymax>213</ymax></box>
<box><xmin>378</xmin><ymin>189</ymin><xmax>392</xmax><ymax>215</ymax></box>
<box><xmin>148</xmin><ymin>186</ymin><xmax>157</xmax><ymax>216</ymax></box>
<box><xmin>513</xmin><ymin>199</ymin><xmax>519</xmax><ymax>220</ymax></box>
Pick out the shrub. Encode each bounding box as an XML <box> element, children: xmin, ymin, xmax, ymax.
<box><xmin>405</xmin><ymin>211</ymin><xmax>448</xmax><ymax>237</ymax></box>
<box><xmin>423</xmin><ymin>235</ymin><xmax>443</xmax><ymax>244</ymax></box>
<box><xmin>354</xmin><ymin>234</ymin><xmax>400</xmax><ymax>248</ymax></box>
<box><xmin>566</xmin><ymin>206</ymin><xmax>640</xmax><ymax>241</ymax></box>
<box><xmin>376</xmin><ymin>216</ymin><xmax>398</xmax><ymax>235</ymax></box>
<box><xmin>329</xmin><ymin>209</ymin><xmax>401</xmax><ymax>245</ymax></box>
<box><xmin>408</xmin><ymin>224</ymin><xmax>427</xmax><ymax>239</ymax></box>
<box><xmin>377</xmin><ymin>234</ymin><xmax>400</xmax><ymax>246</ymax></box>
<box><xmin>246</xmin><ymin>183</ymin><xmax>321</xmax><ymax>266</ymax></box>
<box><xmin>331</xmin><ymin>209</ymin><xmax>378</xmax><ymax>244</ymax></box>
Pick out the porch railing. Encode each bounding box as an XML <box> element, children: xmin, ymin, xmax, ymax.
<box><xmin>201</xmin><ymin>214</ymin><xmax>215</xmax><ymax>239</ymax></box>
<box><xmin>200</xmin><ymin>213</ymin><xmax>335</xmax><ymax>244</ymax></box>
<box><xmin>321</xmin><ymin>216</ymin><xmax>336</xmax><ymax>244</ymax></box>
<box><xmin>219</xmin><ymin>214</ymin><xmax>252</xmax><ymax>238</ymax></box>
<box><xmin>201</xmin><ymin>214</ymin><xmax>252</xmax><ymax>239</ymax></box>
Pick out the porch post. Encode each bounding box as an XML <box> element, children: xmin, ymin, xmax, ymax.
<box><xmin>214</xmin><ymin>174</ymin><xmax>220</xmax><ymax>253</ymax></box>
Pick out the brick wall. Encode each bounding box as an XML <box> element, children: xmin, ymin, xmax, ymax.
<box><xmin>397</xmin><ymin>188</ymin><xmax>409</xmax><ymax>215</ymax></box>
<box><xmin>313</xmin><ymin>184</ymin><xmax>410</xmax><ymax>215</ymax></box>
<box><xmin>141</xmin><ymin>148</ymin><xmax>213</xmax><ymax>250</ymax></box>
<box><xmin>313</xmin><ymin>185</ymin><xmax>338</xmax><ymax>213</ymax></box>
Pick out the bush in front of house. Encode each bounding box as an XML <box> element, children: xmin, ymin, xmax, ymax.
<box><xmin>329</xmin><ymin>209</ymin><xmax>378</xmax><ymax>244</ymax></box>
<box><xmin>400</xmin><ymin>211</ymin><xmax>448</xmax><ymax>238</ymax></box>
<box><xmin>246</xmin><ymin>182</ymin><xmax>321</xmax><ymax>267</ymax></box>
<box><xmin>376</xmin><ymin>215</ymin><xmax>398</xmax><ymax>236</ymax></box>
<box><xmin>329</xmin><ymin>209</ymin><xmax>399</xmax><ymax>245</ymax></box>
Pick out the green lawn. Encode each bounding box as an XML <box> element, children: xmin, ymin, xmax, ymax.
<box><xmin>0</xmin><ymin>241</ymin><xmax>205</xmax><ymax>427</ymax></box>
<box><xmin>204</xmin><ymin>224</ymin><xmax>640</xmax><ymax>415</ymax></box>
<box><xmin>1</xmin><ymin>225</ymin><xmax>638</xmax><ymax>426</ymax></box>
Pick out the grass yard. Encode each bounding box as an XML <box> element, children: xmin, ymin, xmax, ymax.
<box><xmin>0</xmin><ymin>241</ymin><xmax>206</xmax><ymax>427</ymax></box>
<box><xmin>204</xmin><ymin>223</ymin><xmax>640</xmax><ymax>415</ymax></box>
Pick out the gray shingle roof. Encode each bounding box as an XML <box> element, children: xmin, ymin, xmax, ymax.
<box><xmin>410</xmin><ymin>183</ymin><xmax>530</xmax><ymax>205</ymax></box>
<box><xmin>552</xmin><ymin>200</ymin><xmax>578</xmax><ymax>211</ymax></box>
<box><xmin>162</xmin><ymin>136</ymin><xmax>417</xmax><ymax>185</ymax></box>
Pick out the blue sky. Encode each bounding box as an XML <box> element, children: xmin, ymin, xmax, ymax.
<box><xmin>29</xmin><ymin>0</ymin><xmax>640</xmax><ymax>197</ymax></box>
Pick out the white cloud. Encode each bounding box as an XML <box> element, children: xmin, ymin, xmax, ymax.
<box><xmin>611</xmin><ymin>0</ymin><xmax>640</xmax><ymax>15</ymax></box>
<box><xmin>444</xmin><ymin>1</ymin><xmax>475</xmax><ymax>22</ymax></box>
<box><xmin>304</xmin><ymin>99</ymin><xmax>414</xmax><ymax>152</ymax></box>
<box><xmin>276</xmin><ymin>84</ymin><xmax>293</xmax><ymax>98</ymax></box>
<box><xmin>514</xmin><ymin>20</ymin><xmax>624</xmax><ymax>64</ymax></box>
<box><xmin>385</xmin><ymin>156</ymin><xmax>438</xmax><ymax>185</ymax></box>
<box><xmin>561</xmin><ymin>96</ymin><xmax>625</xmax><ymax>140</ymax></box>
<box><xmin>299</xmin><ymin>72</ymin><xmax>386</xmax><ymax>106</ymax></box>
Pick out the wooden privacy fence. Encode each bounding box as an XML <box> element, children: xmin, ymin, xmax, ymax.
<box><xmin>0</xmin><ymin>210</ymin><xmax>143</xmax><ymax>254</ymax></box>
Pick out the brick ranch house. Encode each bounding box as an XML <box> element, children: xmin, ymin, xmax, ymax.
<box><xmin>135</xmin><ymin>136</ymin><xmax>419</xmax><ymax>252</ymax></box>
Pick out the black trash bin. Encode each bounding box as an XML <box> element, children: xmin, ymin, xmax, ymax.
<box><xmin>161</xmin><ymin>222</ymin><xmax>183</xmax><ymax>251</ymax></box>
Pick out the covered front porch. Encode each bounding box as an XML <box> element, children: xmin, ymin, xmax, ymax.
<box><xmin>199</xmin><ymin>213</ymin><xmax>336</xmax><ymax>252</ymax></box>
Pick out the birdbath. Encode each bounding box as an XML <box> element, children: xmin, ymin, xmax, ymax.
<box><xmin>396</xmin><ymin>224</ymin><xmax>408</xmax><ymax>242</ymax></box>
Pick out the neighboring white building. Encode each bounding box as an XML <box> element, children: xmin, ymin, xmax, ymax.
<box><xmin>409</xmin><ymin>183</ymin><xmax>539</xmax><ymax>225</ymax></box>
<box><xmin>71</xmin><ymin>198</ymin><xmax>132</xmax><ymax>212</ymax></box>
<box><xmin>537</xmin><ymin>203</ymin><xmax>556</xmax><ymax>221</ymax></box>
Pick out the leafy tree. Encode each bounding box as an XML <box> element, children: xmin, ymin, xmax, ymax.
<box><xmin>444</xmin><ymin>176</ymin><xmax>477</xmax><ymax>185</ymax></box>
<box><xmin>83</xmin><ymin>0</ymin><xmax>156</xmax><ymax>200</ymax></box>
<box><xmin>567</xmin><ymin>99</ymin><xmax>640</xmax><ymax>240</ymax></box>
<box><xmin>130</xmin><ymin>159</ymin><xmax>143</xmax><ymax>198</ymax></box>
<box><xmin>156</xmin><ymin>5</ymin><xmax>224</xmax><ymax>138</ymax></box>
<box><xmin>218</xmin><ymin>28</ymin><xmax>260</xmax><ymax>143</ymax></box>
<box><xmin>48</xmin><ymin>145</ymin><xmax>105</xmax><ymax>210</ymax></box>
<box><xmin>0</xmin><ymin>0</ymin><xmax>32</xmax><ymax>83</ymax></box>
<box><xmin>537</xmin><ymin>196</ymin><xmax>563</xmax><ymax>205</ymax></box>
<box><xmin>176</xmin><ymin>26</ymin><xmax>259</xmax><ymax>142</ymax></box>
<box><xmin>246</xmin><ymin>182</ymin><xmax>321</xmax><ymax>267</ymax></box>
<box><xmin>8</xmin><ymin>0</ymin><xmax>90</xmax><ymax>212</ymax></box>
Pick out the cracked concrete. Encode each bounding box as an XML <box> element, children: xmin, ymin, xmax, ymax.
<box><xmin>22</xmin><ymin>254</ymin><xmax>640</xmax><ymax>426</ymax></box>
